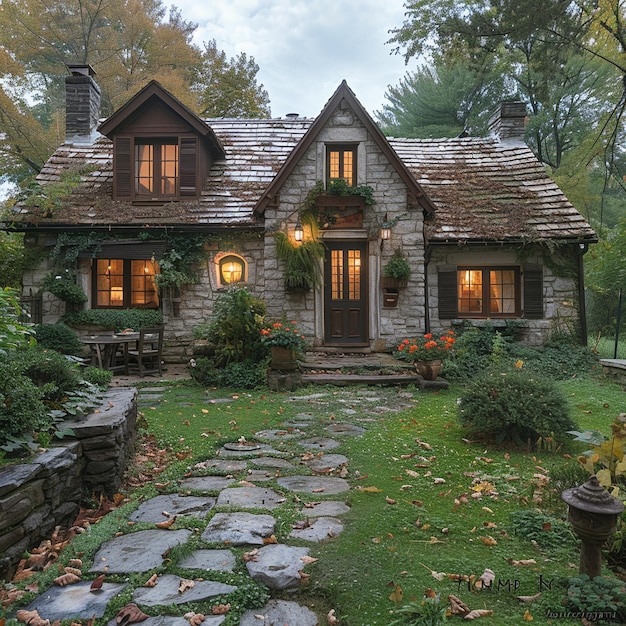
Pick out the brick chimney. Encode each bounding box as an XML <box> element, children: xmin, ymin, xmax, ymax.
<box><xmin>488</xmin><ymin>101</ymin><xmax>527</xmax><ymax>142</ymax></box>
<box><xmin>65</xmin><ymin>64</ymin><xmax>101</xmax><ymax>144</ymax></box>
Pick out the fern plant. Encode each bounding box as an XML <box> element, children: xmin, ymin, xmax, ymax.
<box><xmin>275</xmin><ymin>231</ymin><xmax>325</xmax><ymax>291</ymax></box>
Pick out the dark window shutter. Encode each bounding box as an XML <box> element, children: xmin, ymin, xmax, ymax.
<box><xmin>523</xmin><ymin>265</ymin><xmax>543</xmax><ymax>319</ymax></box>
<box><xmin>438</xmin><ymin>268</ymin><xmax>458</xmax><ymax>319</ymax></box>
<box><xmin>114</xmin><ymin>137</ymin><xmax>132</xmax><ymax>198</ymax></box>
<box><xmin>179</xmin><ymin>137</ymin><xmax>197</xmax><ymax>196</ymax></box>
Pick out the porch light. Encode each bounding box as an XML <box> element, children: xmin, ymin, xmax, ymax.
<box><xmin>220</xmin><ymin>255</ymin><xmax>244</xmax><ymax>284</ymax></box>
<box><xmin>294</xmin><ymin>218</ymin><xmax>304</xmax><ymax>242</ymax></box>
<box><xmin>380</xmin><ymin>213</ymin><xmax>392</xmax><ymax>241</ymax></box>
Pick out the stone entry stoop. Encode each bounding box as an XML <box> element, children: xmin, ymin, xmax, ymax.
<box><xmin>301</xmin><ymin>351</ymin><xmax>450</xmax><ymax>388</ymax></box>
<box><xmin>20</xmin><ymin>385</ymin><xmax>408</xmax><ymax>624</ymax></box>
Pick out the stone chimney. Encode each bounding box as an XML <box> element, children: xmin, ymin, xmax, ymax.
<box><xmin>65</xmin><ymin>64</ymin><xmax>101</xmax><ymax>144</ymax></box>
<box><xmin>488</xmin><ymin>101</ymin><xmax>527</xmax><ymax>142</ymax></box>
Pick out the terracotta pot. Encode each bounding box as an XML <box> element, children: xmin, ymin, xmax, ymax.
<box><xmin>270</xmin><ymin>346</ymin><xmax>297</xmax><ymax>370</ymax></box>
<box><xmin>414</xmin><ymin>359</ymin><xmax>442</xmax><ymax>381</ymax></box>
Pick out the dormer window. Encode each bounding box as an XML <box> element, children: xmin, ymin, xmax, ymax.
<box><xmin>135</xmin><ymin>140</ymin><xmax>179</xmax><ymax>196</ymax></box>
<box><xmin>327</xmin><ymin>144</ymin><xmax>357</xmax><ymax>186</ymax></box>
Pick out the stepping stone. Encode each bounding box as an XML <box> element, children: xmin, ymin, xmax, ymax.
<box><xmin>240</xmin><ymin>599</ymin><xmax>318</xmax><ymax>626</ymax></box>
<box><xmin>290</xmin><ymin>516</ymin><xmax>344</xmax><ymax>542</ymax></box>
<box><xmin>277</xmin><ymin>475</ymin><xmax>350</xmax><ymax>494</ymax></box>
<box><xmin>255</xmin><ymin>428</ymin><xmax>305</xmax><ymax>440</ymax></box>
<box><xmin>193</xmin><ymin>459</ymin><xmax>247</xmax><ymax>473</ymax></box>
<box><xmin>250</xmin><ymin>457</ymin><xmax>295</xmax><ymax>469</ymax></box>
<box><xmin>133</xmin><ymin>574</ymin><xmax>237</xmax><ymax>606</ymax></box>
<box><xmin>107</xmin><ymin>618</ymin><xmax>225</xmax><ymax>626</ymax></box>
<box><xmin>201</xmin><ymin>512</ymin><xmax>275</xmax><ymax>545</ymax></box>
<box><xmin>178</xmin><ymin>549</ymin><xmax>235</xmax><ymax>572</ymax></box>
<box><xmin>24</xmin><ymin>581</ymin><xmax>126</xmax><ymax>621</ymax></box>
<box><xmin>299</xmin><ymin>437</ymin><xmax>341</xmax><ymax>450</ymax></box>
<box><xmin>90</xmin><ymin>529</ymin><xmax>192</xmax><ymax>573</ymax></box>
<box><xmin>179</xmin><ymin>476</ymin><xmax>235</xmax><ymax>492</ymax></box>
<box><xmin>217</xmin><ymin>443</ymin><xmax>289</xmax><ymax>458</ymax></box>
<box><xmin>245</xmin><ymin>544</ymin><xmax>311</xmax><ymax>590</ymax></box>
<box><xmin>325</xmin><ymin>423</ymin><xmax>365</xmax><ymax>436</ymax></box>
<box><xmin>129</xmin><ymin>494</ymin><xmax>216</xmax><ymax>523</ymax></box>
<box><xmin>216</xmin><ymin>486</ymin><xmax>286</xmax><ymax>509</ymax></box>
<box><xmin>245</xmin><ymin>470</ymin><xmax>273</xmax><ymax>482</ymax></box>
<box><xmin>300</xmin><ymin>500</ymin><xmax>350</xmax><ymax>517</ymax></box>
<box><xmin>304</xmin><ymin>454</ymin><xmax>348</xmax><ymax>472</ymax></box>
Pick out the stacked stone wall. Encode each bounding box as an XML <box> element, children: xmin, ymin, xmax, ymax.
<box><xmin>0</xmin><ymin>388</ymin><xmax>136</xmax><ymax>581</ymax></box>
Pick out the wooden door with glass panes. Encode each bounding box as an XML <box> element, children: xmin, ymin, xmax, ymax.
<box><xmin>324</xmin><ymin>241</ymin><xmax>368</xmax><ymax>344</ymax></box>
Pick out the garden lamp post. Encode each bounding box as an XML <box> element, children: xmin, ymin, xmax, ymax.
<box><xmin>561</xmin><ymin>475</ymin><xmax>624</xmax><ymax>578</ymax></box>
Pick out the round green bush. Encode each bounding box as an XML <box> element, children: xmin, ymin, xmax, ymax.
<box><xmin>458</xmin><ymin>367</ymin><xmax>577</xmax><ymax>447</ymax></box>
<box><xmin>8</xmin><ymin>347</ymin><xmax>82</xmax><ymax>404</ymax></box>
<box><xmin>34</xmin><ymin>323</ymin><xmax>83</xmax><ymax>355</ymax></box>
<box><xmin>81</xmin><ymin>366</ymin><xmax>113</xmax><ymax>388</ymax></box>
<box><xmin>190</xmin><ymin>357</ymin><xmax>267</xmax><ymax>389</ymax></box>
<box><xmin>0</xmin><ymin>358</ymin><xmax>49</xmax><ymax>444</ymax></box>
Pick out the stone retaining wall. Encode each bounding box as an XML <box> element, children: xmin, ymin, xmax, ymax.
<box><xmin>0</xmin><ymin>388</ymin><xmax>137</xmax><ymax>581</ymax></box>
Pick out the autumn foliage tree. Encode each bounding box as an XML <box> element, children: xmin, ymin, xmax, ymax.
<box><xmin>0</xmin><ymin>0</ymin><xmax>271</xmax><ymax>183</ymax></box>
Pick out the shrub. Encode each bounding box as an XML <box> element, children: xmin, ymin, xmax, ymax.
<box><xmin>8</xmin><ymin>347</ymin><xmax>81</xmax><ymax>404</ymax></box>
<box><xmin>193</xmin><ymin>287</ymin><xmax>266</xmax><ymax>366</ymax></box>
<box><xmin>0</xmin><ymin>287</ymin><xmax>35</xmax><ymax>354</ymax></box>
<box><xmin>509</xmin><ymin>510</ymin><xmax>575</xmax><ymax>550</ymax></box>
<box><xmin>34</xmin><ymin>322</ymin><xmax>83</xmax><ymax>355</ymax></box>
<box><xmin>63</xmin><ymin>308</ymin><xmax>163</xmax><ymax>331</ymax></box>
<box><xmin>41</xmin><ymin>270</ymin><xmax>87</xmax><ymax>304</ymax></box>
<box><xmin>81</xmin><ymin>366</ymin><xmax>113</xmax><ymax>388</ymax></box>
<box><xmin>458</xmin><ymin>367</ymin><xmax>577</xmax><ymax>447</ymax></box>
<box><xmin>0</xmin><ymin>358</ymin><xmax>49</xmax><ymax>446</ymax></box>
<box><xmin>190</xmin><ymin>358</ymin><xmax>267</xmax><ymax>389</ymax></box>
<box><xmin>565</xmin><ymin>574</ymin><xmax>626</xmax><ymax>623</ymax></box>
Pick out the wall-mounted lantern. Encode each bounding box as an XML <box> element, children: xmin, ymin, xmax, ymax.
<box><xmin>561</xmin><ymin>475</ymin><xmax>624</xmax><ymax>578</ymax></box>
<box><xmin>294</xmin><ymin>218</ymin><xmax>304</xmax><ymax>242</ymax></box>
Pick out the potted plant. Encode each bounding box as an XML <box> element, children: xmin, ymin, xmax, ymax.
<box><xmin>382</xmin><ymin>249</ymin><xmax>411</xmax><ymax>289</ymax></box>
<box><xmin>260</xmin><ymin>320</ymin><xmax>308</xmax><ymax>370</ymax></box>
<box><xmin>275</xmin><ymin>232</ymin><xmax>324</xmax><ymax>292</ymax></box>
<box><xmin>393</xmin><ymin>330</ymin><xmax>456</xmax><ymax>380</ymax></box>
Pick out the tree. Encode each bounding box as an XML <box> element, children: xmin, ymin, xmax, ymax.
<box><xmin>375</xmin><ymin>58</ymin><xmax>504</xmax><ymax>138</ymax></box>
<box><xmin>194</xmin><ymin>40</ymin><xmax>271</xmax><ymax>118</ymax></box>
<box><xmin>0</xmin><ymin>0</ymin><xmax>271</xmax><ymax>182</ymax></box>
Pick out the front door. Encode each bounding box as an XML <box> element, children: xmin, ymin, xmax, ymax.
<box><xmin>324</xmin><ymin>241</ymin><xmax>368</xmax><ymax>345</ymax></box>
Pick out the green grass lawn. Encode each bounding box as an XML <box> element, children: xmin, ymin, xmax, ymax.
<box><xmin>126</xmin><ymin>373</ymin><xmax>624</xmax><ymax>625</ymax></box>
<box><xmin>3</xmin><ymin>370</ymin><xmax>623</xmax><ymax>626</ymax></box>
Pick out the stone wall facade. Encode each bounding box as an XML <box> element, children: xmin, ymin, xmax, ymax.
<box><xmin>0</xmin><ymin>388</ymin><xmax>136</xmax><ymax>581</ymax></box>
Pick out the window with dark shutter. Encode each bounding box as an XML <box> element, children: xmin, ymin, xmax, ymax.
<box><xmin>179</xmin><ymin>137</ymin><xmax>197</xmax><ymax>196</ymax></box>
<box><xmin>114</xmin><ymin>137</ymin><xmax>132</xmax><ymax>198</ymax></box>
<box><xmin>438</xmin><ymin>268</ymin><xmax>458</xmax><ymax>319</ymax></box>
<box><xmin>523</xmin><ymin>266</ymin><xmax>543</xmax><ymax>319</ymax></box>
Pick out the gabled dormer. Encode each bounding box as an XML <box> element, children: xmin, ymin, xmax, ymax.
<box><xmin>98</xmin><ymin>81</ymin><xmax>225</xmax><ymax>202</ymax></box>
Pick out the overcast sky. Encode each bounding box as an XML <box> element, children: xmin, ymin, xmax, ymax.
<box><xmin>175</xmin><ymin>0</ymin><xmax>414</xmax><ymax>119</ymax></box>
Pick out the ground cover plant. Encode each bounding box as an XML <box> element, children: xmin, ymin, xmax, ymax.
<box><xmin>1</xmin><ymin>339</ymin><xmax>625</xmax><ymax>624</ymax></box>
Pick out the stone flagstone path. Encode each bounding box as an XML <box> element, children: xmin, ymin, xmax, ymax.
<box><xmin>20</xmin><ymin>386</ymin><xmax>415</xmax><ymax>625</ymax></box>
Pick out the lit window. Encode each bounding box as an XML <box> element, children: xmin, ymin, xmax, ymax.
<box><xmin>94</xmin><ymin>258</ymin><xmax>160</xmax><ymax>308</ymax></box>
<box><xmin>457</xmin><ymin>267</ymin><xmax>520</xmax><ymax>317</ymax></box>
<box><xmin>327</xmin><ymin>145</ymin><xmax>356</xmax><ymax>186</ymax></box>
<box><xmin>219</xmin><ymin>255</ymin><xmax>245</xmax><ymax>285</ymax></box>
<box><xmin>135</xmin><ymin>141</ymin><xmax>178</xmax><ymax>196</ymax></box>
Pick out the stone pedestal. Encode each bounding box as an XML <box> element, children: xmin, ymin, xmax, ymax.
<box><xmin>267</xmin><ymin>368</ymin><xmax>302</xmax><ymax>391</ymax></box>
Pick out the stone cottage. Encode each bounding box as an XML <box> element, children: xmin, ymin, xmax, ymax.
<box><xmin>4</xmin><ymin>64</ymin><xmax>597</xmax><ymax>360</ymax></box>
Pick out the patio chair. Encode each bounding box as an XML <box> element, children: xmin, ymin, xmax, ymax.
<box><xmin>127</xmin><ymin>326</ymin><xmax>164</xmax><ymax>377</ymax></box>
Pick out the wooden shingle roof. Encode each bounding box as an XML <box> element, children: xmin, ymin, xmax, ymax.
<box><xmin>390</xmin><ymin>136</ymin><xmax>596</xmax><ymax>242</ymax></box>
<box><xmin>8</xmin><ymin>86</ymin><xmax>595</xmax><ymax>243</ymax></box>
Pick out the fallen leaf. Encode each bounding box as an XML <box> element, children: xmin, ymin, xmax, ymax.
<box><xmin>115</xmin><ymin>603</ymin><xmax>149</xmax><ymax>624</ymax></box>
<box><xmin>300</xmin><ymin>555</ymin><xmax>319</xmax><ymax>565</ymax></box>
<box><xmin>143</xmin><ymin>574</ymin><xmax>158</xmax><ymax>587</ymax></box>
<box><xmin>448</xmin><ymin>594</ymin><xmax>470</xmax><ymax>616</ymax></box>
<box><xmin>405</xmin><ymin>469</ymin><xmax>420</xmax><ymax>478</ymax></box>
<box><xmin>327</xmin><ymin>608</ymin><xmax>340</xmax><ymax>624</ymax></box>
<box><xmin>359</xmin><ymin>486</ymin><xmax>382</xmax><ymax>493</ymax></box>
<box><xmin>211</xmin><ymin>604</ymin><xmax>230</xmax><ymax>615</ymax></box>
<box><xmin>263</xmin><ymin>535</ymin><xmax>278</xmax><ymax>545</ymax></box>
<box><xmin>479</xmin><ymin>536</ymin><xmax>498</xmax><ymax>546</ymax></box>
<box><xmin>89</xmin><ymin>573</ymin><xmax>104</xmax><ymax>591</ymax></box>
<box><xmin>155</xmin><ymin>515</ymin><xmax>177</xmax><ymax>529</ymax></box>
<box><xmin>54</xmin><ymin>573</ymin><xmax>81</xmax><ymax>587</ymax></box>
<box><xmin>508</xmin><ymin>559</ymin><xmax>537</xmax><ymax>567</ymax></box>
<box><xmin>16</xmin><ymin>610</ymin><xmax>50</xmax><ymax>626</ymax></box>
<box><xmin>389</xmin><ymin>585</ymin><xmax>404</xmax><ymax>603</ymax></box>
<box><xmin>386</xmin><ymin>496</ymin><xmax>397</xmax><ymax>505</ymax></box>
<box><xmin>178</xmin><ymin>579</ymin><xmax>195</xmax><ymax>594</ymax></box>
<box><xmin>464</xmin><ymin>609</ymin><xmax>493</xmax><ymax>619</ymax></box>
<box><xmin>523</xmin><ymin>609</ymin><xmax>534</xmax><ymax>621</ymax></box>
<box><xmin>475</xmin><ymin>568</ymin><xmax>495</xmax><ymax>589</ymax></box>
